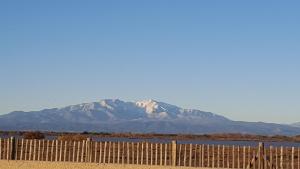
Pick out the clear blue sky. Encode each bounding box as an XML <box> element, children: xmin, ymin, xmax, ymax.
<box><xmin>1</xmin><ymin>1</ymin><xmax>299</xmax><ymax>124</ymax></box>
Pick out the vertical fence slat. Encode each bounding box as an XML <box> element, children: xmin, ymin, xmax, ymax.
<box><xmin>292</xmin><ymin>147</ymin><xmax>295</xmax><ymax>169</ymax></box>
<box><xmin>25</xmin><ymin>139</ymin><xmax>28</xmax><ymax>161</ymax></box>
<box><xmin>184</xmin><ymin>144</ymin><xmax>187</xmax><ymax>167</ymax></box>
<box><xmin>189</xmin><ymin>144</ymin><xmax>192</xmax><ymax>167</ymax></box>
<box><xmin>94</xmin><ymin>142</ymin><xmax>98</xmax><ymax>163</ymax></box>
<box><xmin>165</xmin><ymin>143</ymin><xmax>168</xmax><ymax>165</ymax></box>
<box><xmin>103</xmin><ymin>142</ymin><xmax>107</xmax><ymax>163</ymax></box>
<box><xmin>207</xmin><ymin>145</ymin><xmax>210</xmax><ymax>167</ymax></box>
<box><xmin>28</xmin><ymin>139</ymin><xmax>32</xmax><ymax>161</ymax></box>
<box><xmin>217</xmin><ymin>145</ymin><xmax>220</xmax><ymax>168</ymax></box>
<box><xmin>222</xmin><ymin>145</ymin><xmax>225</xmax><ymax>168</ymax></box>
<box><xmin>117</xmin><ymin>142</ymin><xmax>120</xmax><ymax>164</ymax></box>
<box><xmin>150</xmin><ymin>143</ymin><xmax>153</xmax><ymax>165</ymax></box>
<box><xmin>178</xmin><ymin>144</ymin><xmax>181</xmax><ymax>166</ymax></box>
<box><xmin>121</xmin><ymin>142</ymin><xmax>124</xmax><ymax>164</ymax></box>
<box><xmin>212</xmin><ymin>145</ymin><xmax>215</xmax><ymax>168</ymax></box>
<box><xmin>46</xmin><ymin>140</ymin><xmax>49</xmax><ymax>161</ymax></box>
<box><xmin>136</xmin><ymin>142</ymin><xmax>139</xmax><ymax>164</ymax></box>
<box><xmin>108</xmin><ymin>142</ymin><xmax>111</xmax><ymax>163</ymax></box>
<box><xmin>146</xmin><ymin>142</ymin><xmax>149</xmax><ymax>165</ymax></box>
<box><xmin>99</xmin><ymin>142</ymin><xmax>102</xmax><ymax>164</ymax></box>
<box><xmin>160</xmin><ymin>143</ymin><xmax>162</xmax><ymax>166</ymax></box>
<box><xmin>140</xmin><ymin>142</ymin><xmax>143</xmax><ymax>165</ymax></box>
<box><xmin>202</xmin><ymin>144</ymin><xmax>205</xmax><ymax>167</ymax></box>
<box><xmin>280</xmin><ymin>146</ymin><xmax>283</xmax><ymax>169</ymax></box>
<box><xmin>238</xmin><ymin>146</ymin><xmax>240</xmax><ymax>169</ymax></box>
<box><xmin>243</xmin><ymin>146</ymin><xmax>246</xmax><ymax>169</ymax></box>
<box><xmin>59</xmin><ymin>140</ymin><xmax>62</xmax><ymax>162</ymax></box>
<box><xmin>127</xmin><ymin>142</ymin><xmax>129</xmax><ymax>164</ymax></box>
<box><xmin>76</xmin><ymin>141</ymin><xmax>80</xmax><ymax>162</ymax></box>
<box><xmin>20</xmin><ymin>139</ymin><xmax>24</xmax><ymax>160</ymax></box>
<box><xmin>194</xmin><ymin>144</ymin><xmax>197</xmax><ymax>167</ymax></box>
<box><xmin>199</xmin><ymin>145</ymin><xmax>202</xmax><ymax>167</ymax></box>
<box><xmin>227</xmin><ymin>146</ymin><xmax>229</xmax><ymax>168</ymax></box>
<box><xmin>270</xmin><ymin>146</ymin><xmax>273</xmax><ymax>169</ymax></box>
<box><xmin>112</xmin><ymin>142</ymin><xmax>115</xmax><ymax>164</ymax></box>
<box><xmin>81</xmin><ymin>140</ymin><xmax>85</xmax><ymax>162</ymax></box>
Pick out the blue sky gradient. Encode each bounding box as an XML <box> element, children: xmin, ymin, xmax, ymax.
<box><xmin>1</xmin><ymin>1</ymin><xmax>300</xmax><ymax>123</ymax></box>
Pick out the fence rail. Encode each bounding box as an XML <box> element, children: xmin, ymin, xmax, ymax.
<box><xmin>0</xmin><ymin>137</ymin><xmax>299</xmax><ymax>169</ymax></box>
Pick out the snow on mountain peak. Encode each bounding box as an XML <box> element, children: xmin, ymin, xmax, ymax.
<box><xmin>136</xmin><ymin>99</ymin><xmax>169</xmax><ymax>119</ymax></box>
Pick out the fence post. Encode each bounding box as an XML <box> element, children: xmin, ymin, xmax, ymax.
<box><xmin>171</xmin><ymin>140</ymin><xmax>177</xmax><ymax>166</ymax></box>
<box><xmin>10</xmin><ymin>137</ymin><xmax>16</xmax><ymax>160</ymax></box>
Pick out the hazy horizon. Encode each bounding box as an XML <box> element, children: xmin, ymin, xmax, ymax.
<box><xmin>1</xmin><ymin>1</ymin><xmax>300</xmax><ymax>124</ymax></box>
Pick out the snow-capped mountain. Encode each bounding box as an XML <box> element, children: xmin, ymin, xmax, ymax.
<box><xmin>0</xmin><ymin>99</ymin><xmax>299</xmax><ymax>135</ymax></box>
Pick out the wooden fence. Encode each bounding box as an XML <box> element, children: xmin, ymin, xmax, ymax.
<box><xmin>0</xmin><ymin>137</ymin><xmax>299</xmax><ymax>169</ymax></box>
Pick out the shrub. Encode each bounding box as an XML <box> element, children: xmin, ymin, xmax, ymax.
<box><xmin>23</xmin><ymin>131</ymin><xmax>45</xmax><ymax>139</ymax></box>
<box><xmin>57</xmin><ymin>134</ymin><xmax>88</xmax><ymax>141</ymax></box>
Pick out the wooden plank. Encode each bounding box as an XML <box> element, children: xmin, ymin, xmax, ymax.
<box><xmin>155</xmin><ymin>143</ymin><xmax>158</xmax><ymax>165</ymax></box>
<box><xmin>127</xmin><ymin>142</ymin><xmax>129</xmax><ymax>164</ymax></box>
<box><xmin>103</xmin><ymin>142</ymin><xmax>107</xmax><ymax>163</ymax></box>
<box><xmin>227</xmin><ymin>146</ymin><xmax>229</xmax><ymax>168</ymax></box>
<box><xmin>243</xmin><ymin>146</ymin><xmax>246</xmax><ymax>169</ymax></box>
<box><xmin>72</xmin><ymin>141</ymin><xmax>76</xmax><ymax>162</ymax></box>
<box><xmin>76</xmin><ymin>141</ymin><xmax>80</xmax><ymax>162</ymax></box>
<box><xmin>63</xmin><ymin>141</ymin><xmax>67</xmax><ymax>162</ymax></box>
<box><xmin>28</xmin><ymin>139</ymin><xmax>32</xmax><ymax>161</ymax></box>
<box><xmin>165</xmin><ymin>144</ymin><xmax>168</xmax><ymax>165</ymax></box>
<box><xmin>253</xmin><ymin>150</ymin><xmax>256</xmax><ymax>169</ymax></box>
<box><xmin>183</xmin><ymin>144</ymin><xmax>187</xmax><ymax>167</ymax></box>
<box><xmin>178</xmin><ymin>144</ymin><xmax>181</xmax><ymax>166</ymax></box>
<box><xmin>140</xmin><ymin>142</ymin><xmax>143</xmax><ymax>165</ymax></box>
<box><xmin>131</xmin><ymin>142</ymin><xmax>134</xmax><ymax>164</ymax></box>
<box><xmin>46</xmin><ymin>140</ymin><xmax>49</xmax><ymax>161</ymax></box>
<box><xmin>222</xmin><ymin>145</ymin><xmax>225</xmax><ymax>168</ymax></box>
<box><xmin>33</xmin><ymin>139</ymin><xmax>37</xmax><ymax>161</ymax></box>
<box><xmin>99</xmin><ymin>142</ymin><xmax>102</xmax><ymax>164</ymax></box>
<box><xmin>298</xmin><ymin>148</ymin><xmax>300</xmax><ymax>169</ymax></box>
<box><xmin>37</xmin><ymin>140</ymin><xmax>41</xmax><ymax>161</ymax></box>
<box><xmin>264</xmin><ymin>146</ymin><xmax>267</xmax><ymax>169</ymax></box>
<box><xmin>136</xmin><ymin>142</ymin><xmax>139</xmax><ymax>164</ymax></box>
<box><xmin>199</xmin><ymin>145</ymin><xmax>202</xmax><ymax>167</ymax></box>
<box><xmin>292</xmin><ymin>147</ymin><xmax>295</xmax><ymax>169</ymax></box>
<box><xmin>248</xmin><ymin>146</ymin><xmax>251</xmax><ymax>168</ymax></box>
<box><xmin>112</xmin><ymin>142</ymin><xmax>115</xmax><ymax>164</ymax></box>
<box><xmin>117</xmin><ymin>142</ymin><xmax>120</xmax><ymax>164</ymax></box>
<box><xmin>150</xmin><ymin>143</ymin><xmax>153</xmax><ymax>165</ymax></box>
<box><xmin>212</xmin><ymin>145</ymin><xmax>215</xmax><ymax>168</ymax></box>
<box><xmin>81</xmin><ymin>140</ymin><xmax>85</xmax><ymax>162</ymax></box>
<box><xmin>108</xmin><ymin>142</ymin><xmax>111</xmax><ymax>163</ymax></box>
<box><xmin>51</xmin><ymin>140</ymin><xmax>55</xmax><ymax>162</ymax></box>
<box><xmin>276</xmin><ymin>147</ymin><xmax>278</xmax><ymax>169</ymax></box>
<box><xmin>217</xmin><ymin>145</ymin><xmax>220</xmax><ymax>168</ymax></box>
<box><xmin>237</xmin><ymin>146</ymin><xmax>240</xmax><ymax>169</ymax></box>
<box><xmin>94</xmin><ymin>142</ymin><xmax>98</xmax><ymax>163</ymax></box>
<box><xmin>232</xmin><ymin>145</ymin><xmax>235</xmax><ymax>169</ymax></box>
<box><xmin>194</xmin><ymin>144</ymin><xmax>197</xmax><ymax>167</ymax></box>
<box><xmin>146</xmin><ymin>142</ymin><xmax>149</xmax><ymax>165</ymax></box>
<box><xmin>202</xmin><ymin>144</ymin><xmax>205</xmax><ymax>167</ymax></box>
<box><xmin>280</xmin><ymin>146</ymin><xmax>283</xmax><ymax>169</ymax></box>
<box><xmin>0</xmin><ymin>138</ymin><xmax>2</xmax><ymax>160</ymax></box>
<box><xmin>207</xmin><ymin>145</ymin><xmax>210</xmax><ymax>167</ymax></box>
<box><xmin>160</xmin><ymin>143</ymin><xmax>163</xmax><ymax>166</ymax></box>
<box><xmin>54</xmin><ymin>140</ymin><xmax>58</xmax><ymax>162</ymax></box>
<box><xmin>270</xmin><ymin>146</ymin><xmax>273</xmax><ymax>169</ymax></box>
<box><xmin>189</xmin><ymin>144</ymin><xmax>192</xmax><ymax>167</ymax></box>
<box><xmin>20</xmin><ymin>139</ymin><xmax>24</xmax><ymax>160</ymax></box>
<box><xmin>59</xmin><ymin>140</ymin><xmax>62</xmax><ymax>162</ymax></box>
<box><xmin>15</xmin><ymin>139</ymin><xmax>19</xmax><ymax>160</ymax></box>
<box><xmin>122</xmin><ymin>142</ymin><xmax>125</xmax><ymax>164</ymax></box>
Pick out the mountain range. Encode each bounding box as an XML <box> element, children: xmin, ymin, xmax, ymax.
<box><xmin>0</xmin><ymin>99</ymin><xmax>299</xmax><ymax>135</ymax></box>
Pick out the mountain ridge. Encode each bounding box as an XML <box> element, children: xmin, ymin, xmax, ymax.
<box><xmin>0</xmin><ymin>99</ymin><xmax>299</xmax><ymax>135</ymax></box>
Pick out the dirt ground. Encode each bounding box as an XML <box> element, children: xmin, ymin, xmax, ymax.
<box><xmin>0</xmin><ymin>160</ymin><xmax>213</xmax><ymax>169</ymax></box>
